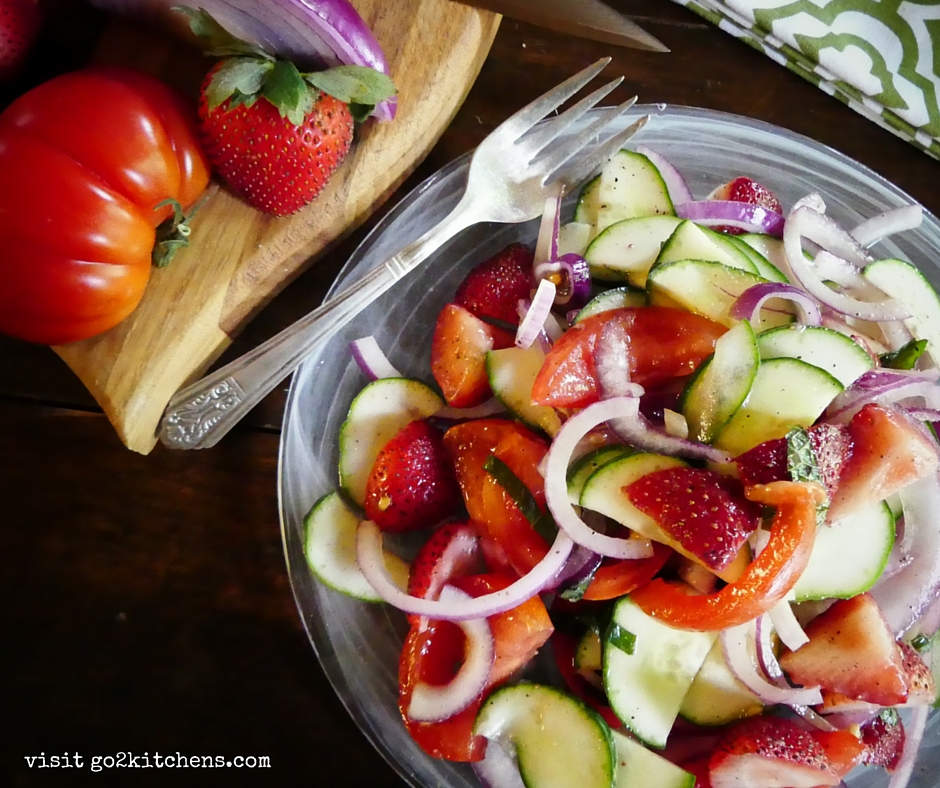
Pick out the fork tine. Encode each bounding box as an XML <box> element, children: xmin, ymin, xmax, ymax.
<box><xmin>518</xmin><ymin>77</ymin><xmax>625</xmax><ymax>161</ymax></box>
<box><xmin>546</xmin><ymin>113</ymin><xmax>652</xmax><ymax>189</ymax></box>
<box><xmin>496</xmin><ymin>57</ymin><xmax>612</xmax><ymax>140</ymax></box>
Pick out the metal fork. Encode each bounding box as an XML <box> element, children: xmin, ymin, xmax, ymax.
<box><xmin>159</xmin><ymin>58</ymin><xmax>650</xmax><ymax>449</ymax></box>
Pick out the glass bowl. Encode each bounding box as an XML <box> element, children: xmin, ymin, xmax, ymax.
<box><xmin>278</xmin><ymin>105</ymin><xmax>940</xmax><ymax>788</ymax></box>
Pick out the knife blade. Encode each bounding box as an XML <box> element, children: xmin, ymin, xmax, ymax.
<box><xmin>463</xmin><ymin>0</ymin><xmax>669</xmax><ymax>52</ymax></box>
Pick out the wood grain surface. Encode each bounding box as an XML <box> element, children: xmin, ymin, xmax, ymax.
<box><xmin>52</xmin><ymin>0</ymin><xmax>500</xmax><ymax>455</ymax></box>
<box><xmin>4</xmin><ymin>1</ymin><xmax>940</xmax><ymax>787</ymax></box>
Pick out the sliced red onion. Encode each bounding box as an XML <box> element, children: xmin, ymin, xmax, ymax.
<box><xmin>356</xmin><ymin>519</ymin><xmax>574</xmax><ymax>620</ymax></box>
<box><xmin>534</xmin><ymin>190</ymin><xmax>563</xmax><ymax>264</ymax></box>
<box><xmin>794</xmin><ymin>193</ymin><xmax>827</xmax><ymax>213</ymax></box>
<box><xmin>92</xmin><ymin>0</ymin><xmax>396</xmax><ymax>120</ymax></box>
<box><xmin>542</xmin><ymin>309</ymin><xmax>565</xmax><ymax>342</ymax></box>
<box><xmin>635</xmin><ymin>145</ymin><xmax>693</xmax><ymax>205</ymax></box>
<box><xmin>768</xmin><ymin>599</ymin><xmax>810</xmax><ymax>651</ymax></box>
<box><xmin>872</xmin><ymin>474</ymin><xmax>940</xmax><ymax>636</ymax></box>
<box><xmin>472</xmin><ymin>741</ymin><xmax>526</xmax><ymax>788</ymax></box>
<box><xmin>826</xmin><ymin>368</ymin><xmax>940</xmax><ymax>422</ymax></box>
<box><xmin>676</xmin><ymin>200</ymin><xmax>785</xmax><ymax>237</ymax></box>
<box><xmin>783</xmin><ymin>207</ymin><xmax>909</xmax><ymax>322</ymax></box>
<box><xmin>349</xmin><ymin>335</ymin><xmax>402</xmax><ymax>380</ymax></box>
<box><xmin>407</xmin><ymin>585</ymin><xmax>495</xmax><ymax>722</ymax></box>
<box><xmin>411</xmin><ymin>523</ymin><xmax>481</xmax><ymax>631</ymax></box>
<box><xmin>887</xmin><ymin>704</ymin><xmax>929</xmax><ymax>788</ymax></box>
<box><xmin>663</xmin><ymin>408</ymin><xmax>689</xmax><ymax>439</ymax></box>
<box><xmin>730</xmin><ymin>282</ymin><xmax>822</xmax><ymax>328</ymax></box>
<box><xmin>851</xmin><ymin>204</ymin><xmax>923</xmax><ymax>249</ymax></box>
<box><xmin>543</xmin><ymin>398</ymin><xmax>655</xmax><ymax>560</ymax></box>
<box><xmin>721</xmin><ymin>620</ymin><xmax>824</xmax><ymax>706</ymax></box>
<box><xmin>433</xmin><ymin>398</ymin><xmax>508</xmax><ymax>422</ymax></box>
<box><xmin>515</xmin><ymin>279</ymin><xmax>557</xmax><ymax>350</ymax></box>
<box><xmin>549</xmin><ymin>544</ymin><xmax>603</xmax><ymax>594</ymax></box>
<box><xmin>594</xmin><ymin>319</ymin><xmax>635</xmax><ymax>398</ymax></box>
<box><xmin>534</xmin><ymin>254</ymin><xmax>592</xmax><ymax>309</ymax></box>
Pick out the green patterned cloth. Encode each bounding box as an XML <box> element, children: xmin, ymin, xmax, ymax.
<box><xmin>671</xmin><ymin>0</ymin><xmax>940</xmax><ymax>159</ymax></box>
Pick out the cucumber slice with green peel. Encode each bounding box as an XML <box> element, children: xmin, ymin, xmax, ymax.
<box><xmin>679</xmin><ymin>639</ymin><xmax>763</xmax><ymax>726</ymax></box>
<box><xmin>574</xmin><ymin>286</ymin><xmax>647</xmax><ymax>323</ymax></box>
<box><xmin>793</xmin><ymin>501</ymin><xmax>895</xmax><ymax>602</ymax></box>
<box><xmin>757</xmin><ymin>325</ymin><xmax>874</xmax><ymax>388</ymax></box>
<box><xmin>646</xmin><ymin>259</ymin><xmax>793</xmax><ymax>330</ymax></box>
<box><xmin>338</xmin><ymin>377</ymin><xmax>444</xmax><ymax>505</ymax></box>
<box><xmin>726</xmin><ymin>234</ymin><xmax>788</xmax><ymax>282</ymax></box>
<box><xmin>579</xmin><ymin>453</ymin><xmax>689</xmax><ymax>543</ymax></box>
<box><xmin>303</xmin><ymin>492</ymin><xmax>409</xmax><ymax>601</ymax></box>
<box><xmin>656</xmin><ymin>220</ymin><xmax>758</xmax><ymax>275</ymax></box>
<box><xmin>603</xmin><ymin>596</ymin><xmax>716</xmax><ymax>749</ymax></box>
<box><xmin>593</xmin><ymin>150</ymin><xmax>676</xmax><ymax>233</ymax></box>
<box><xmin>575</xmin><ymin>175</ymin><xmax>602</xmax><ymax>226</ymax></box>
<box><xmin>567</xmin><ymin>444</ymin><xmax>636</xmax><ymax>504</ymax></box>
<box><xmin>487</xmin><ymin>346</ymin><xmax>562</xmax><ymax>437</ymax></box>
<box><xmin>611</xmin><ymin>730</ymin><xmax>695</xmax><ymax>788</ymax></box>
<box><xmin>575</xmin><ymin>629</ymin><xmax>604</xmax><ymax>686</ymax></box>
<box><xmin>680</xmin><ymin>319</ymin><xmax>759</xmax><ymax>443</ymax></box>
<box><xmin>558</xmin><ymin>221</ymin><xmax>594</xmax><ymax>257</ymax></box>
<box><xmin>584</xmin><ymin>215</ymin><xmax>684</xmax><ymax>286</ymax></box>
<box><xmin>473</xmin><ymin>682</ymin><xmax>616</xmax><ymax>788</ymax></box>
<box><xmin>863</xmin><ymin>258</ymin><xmax>940</xmax><ymax>367</ymax></box>
<box><xmin>713</xmin><ymin>357</ymin><xmax>844</xmax><ymax>456</ymax></box>
<box><xmin>738</xmin><ymin>233</ymin><xmax>791</xmax><ymax>276</ymax></box>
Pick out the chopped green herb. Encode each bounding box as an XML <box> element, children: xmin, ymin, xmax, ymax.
<box><xmin>484</xmin><ymin>455</ymin><xmax>558</xmax><ymax>543</ymax></box>
<box><xmin>605</xmin><ymin>622</ymin><xmax>637</xmax><ymax>655</ymax></box>
<box><xmin>880</xmin><ymin>338</ymin><xmax>928</xmax><ymax>370</ymax></box>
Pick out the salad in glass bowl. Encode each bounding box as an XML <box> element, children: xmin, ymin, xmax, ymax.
<box><xmin>278</xmin><ymin>105</ymin><xmax>940</xmax><ymax>788</ymax></box>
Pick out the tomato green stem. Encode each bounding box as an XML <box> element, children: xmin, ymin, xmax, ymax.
<box><xmin>152</xmin><ymin>197</ymin><xmax>204</xmax><ymax>268</ymax></box>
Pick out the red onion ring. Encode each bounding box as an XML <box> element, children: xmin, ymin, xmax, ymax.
<box><xmin>356</xmin><ymin>520</ymin><xmax>574</xmax><ymax>620</ymax></box>
<box><xmin>826</xmin><ymin>369</ymin><xmax>940</xmax><ymax>422</ymax></box>
<box><xmin>543</xmin><ymin>398</ymin><xmax>655</xmax><ymax>560</ymax></box>
<box><xmin>783</xmin><ymin>207</ymin><xmax>910</xmax><ymax>322</ymax></box>
<box><xmin>730</xmin><ymin>282</ymin><xmax>822</xmax><ymax>328</ymax></box>
<box><xmin>534</xmin><ymin>254</ymin><xmax>592</xmax><ymax>309</ymax></box>
<box><xmin>433</xmin><ymin>398</ymin><xmax>508</xmax><ymax>422</ymax></box>
<box><xmin>676</xmin><ymin>200</ymin><xmax>785</xmax><ymax>237</ymax></box>
<box><xmin>768</xmin><ymin>599</ymin><xmax>810</xmax><ymax>651</ymax></box>
<box><xmin>534</xmin><ymin>189</ymin><xmax>563</xmax><ymax>264</ymax></box>
<box><xmin>635</xmin><ymin>145</ymin><xmax>693</xmax><ymax>205</ymax></box>
<box><xmin>406</xmin><ymin>585</ymin><xmax>495</xmax><ymax>722</ymax></box>
<box><xmin>472</xmin><ymin>741</ymin><xmax>526</xmax><ymax>788</ymax></box>
<box><xmin>515</xmin><ymin>279</ymin><xmax>557</xmax><ymax>350</ymax></box>
<box><xmin>851</xmin><ymin>204</ymin><xmax>923</xmax><ymax>249</ymax></box>
<box><xmin>349</xmin><ymin>336</ymin><xmax>402</xmax><ymax>380</ymax></box>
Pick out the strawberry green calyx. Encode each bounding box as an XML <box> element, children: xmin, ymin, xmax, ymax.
<box><xmin>176</xmin><ymin>6</ymin><xmax>396</xmax><ymax>124</ymax></box>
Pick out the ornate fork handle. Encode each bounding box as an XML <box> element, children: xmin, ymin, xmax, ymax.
<box><xmin>159</xmin><ymin>200</ymin><xmax>481</xmax><ymax>450</ymax></box>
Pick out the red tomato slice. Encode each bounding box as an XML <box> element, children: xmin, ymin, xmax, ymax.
<box><xmin>397</xmin><ymin>572</ymin><xmax>554</xmax><ymax>762</ymax></box>
<box><xmin>630</xmin><ymin>481</ymin><xmax>824</xmax><ymax>630</ymax></box>
<box><xmin>531</xmin><ymin>306</ymin><xmax>726</xmax><ymax>409</ymax></box>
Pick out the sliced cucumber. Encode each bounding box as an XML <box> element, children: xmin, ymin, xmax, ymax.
<box><xmin>567</xmin><ymin>444</ymin><xmax>636</xmax><ymax>504</ymax></box>
<box><xmin>575</xmin><ymin>175</ymin><xmax>602</xmax><ymax>225</ymax></box>
<box><xmin>757</xmin><ymin>324</ymin><xmax>874</xmax><ymax>388</ymax></box>
<box><xmin>473</xmin><ymin>683</ymin><xmax>616</xmax><ymax>788</ymax></box>
<box><xmin>793</xmin><ymin>501</ymin><xmax>895</xmax><ymax>602</ymax></box>
<box><xmin>656</xmin><ymin>220</ymin><xmax>758</xmax><ymax>274</ymax></box>
<box><xmin>646</xmin><ymin>259</ymin><xmax>792</xmax><ymax>330</ymax></box>
<box><xmin>338</xmin><ymin>377</ymin><xmax>444</xmax><ymax>505</ymax></box>
<box><xmin>604</xmin><ymin>597</ymin><xmax>716</xmax><ymax>749</ymax></box>
<box><xmin>679</xmin><ymin>639</ymin><xmax>763</xmax><ymax>726</ymax></box>
<box><xmin>487</xmin><ymin>346</ymin><xmax>562</xmax><ymax>437</ymax></box>
<box><xmin>575</xmin><ymin>629</ymin><xmax>604</xmax><ymax>686</ymax></box>
<box><xmin>680</xmin><ymin>319</ymin><xmax>759</xmax><ymax>443</ymax></box>
<box><xmin>611</xmin><ymin>730</ymin><xmax>695</xmax><ymax>788</ymax></box>
<box><xmin>733</xmin><ymin>233</ymin><xmax>789</xmax><ymax>282</ymax></box>
<box><xmin>303</xmin><ymin>492</ymin><xmax>409</xmax><ymax>601</ymax></box>
<box><xmin>863</xmin><ymin>258</ymin><xmax>940</xmax><ymax>367</ymax></box>
<box><xmin>584</xmin><ymin>215</ymin><xmax>684</xmax><ymax>286</ymax></box>
<box><xmin>558</xmin><ymin>221</ymin><xmax>594</xmax><ymax>257</ymax></box>
<box><xmin>594</xmin><ymin>150</ymin><xmax>675</xmax><ymax>233</ymax></box>
<box><xmin>574</xmin><ymin>286</ymin><xmax>647</xmax><ymax>323</ymax></box>
<box><xmin>713</xmin><ymin>357</ymin><xmax>844</xmax><ymax>456</ymax></box>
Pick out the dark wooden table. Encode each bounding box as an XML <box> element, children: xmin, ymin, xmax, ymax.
<box><xmin>3</xmin><ymin>1</ymin><xmax>937</xmax><ymax>786</ymax></box>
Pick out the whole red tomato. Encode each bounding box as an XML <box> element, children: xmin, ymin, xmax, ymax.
<box><xmin>0</xmin><ymin>66</ymin><xmax>210</xmax><ymax>344</ymax></box>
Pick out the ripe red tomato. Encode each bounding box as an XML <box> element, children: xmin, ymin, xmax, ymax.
<box><xmin>0</xmin><ymin>66</ymin><xmax>210</xmax><ymax>344</ymax></box>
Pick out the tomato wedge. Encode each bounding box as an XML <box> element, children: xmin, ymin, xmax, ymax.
<box><xmin>630</xmin><ymin>481</ymin><xmax>824</xmax><ymax>630</ymax></box>
<box><xmin>531</xmin><ymin>306</ymin><xmax>726</xmax><ymax>409</ymax></box>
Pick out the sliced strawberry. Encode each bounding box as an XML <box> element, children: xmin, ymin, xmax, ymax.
<box><xmin>708</xmin><ymin>716</ymin><xmax>840</xmax><ymax>788</ymax></box>
<box><xmin>897</xmin><ymin>641</ymin><xmax>937</xmax><ymax>705</ymax></box>
<box><xmin>809</xmin><ymin>728</ymin><xmax>865</xmax><ymax>778</ymax></box>
<box><xmin>626</xmin><ymin>467</ymin><xmax>761</xmax><ymax>572</ymax></box>
<box><xmin>778</xmin><ymin>593</ymin><xmax>909</xmax><ymax>707</ymax></box>
<box><xmin>735</xmin><ymin>422</ymin><xmax>851</xmax><ymax>502</ymax></box>
<box><xmin>860</xmin><ymin>707</ymin><xmax>905</xmax><ymax>771</ymax></box>
<box><xmin>827</xmin><ymin>403</ymin><xmax>939</xmax><ymax>521</ymax></box>
<box><xmin>454</xmin><ymin>242</ymin><xmax>534</xmax><ymax>326</ymax></box>
<box><xmin>706</xmin><ymin>176</ymin><xmax>783</xmax><ymax>235</ymax></box>
<box><xmin>406</xmin><ymin>521</ymin><xmax>482</xmax><ymax>626</ymax></box>
<box><xmin>431</xmin><ymin>303</ymin><xmax>515</xmax><ymax>407</ymax></box>
<box><xmin>363</xmin><ymin>420</ymin><xmax>462</xmax><ymax>532</ymax></box>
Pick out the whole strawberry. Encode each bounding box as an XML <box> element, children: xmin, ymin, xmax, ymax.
<box><xmin>180</xmin><ymin>8</ymin><xmax>395</xmax><ymax>217</ymax></box>
<box><xmin>0</xmin><ymin>0</ymin><xmax>41</xmax><ymax>82</ymax></box>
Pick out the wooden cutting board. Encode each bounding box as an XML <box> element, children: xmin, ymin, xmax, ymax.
<box><xmin>53</xmin><ymin>0</ymin><xmax>500</xmax><ymax>454</ymax></box>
